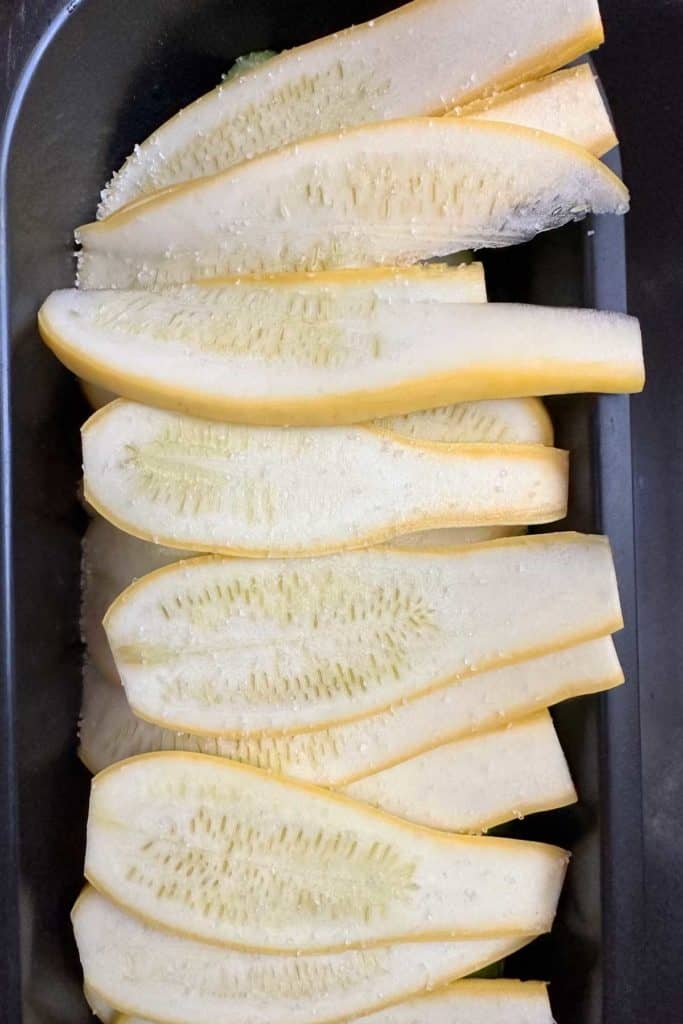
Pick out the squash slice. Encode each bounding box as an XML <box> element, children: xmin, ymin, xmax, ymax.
<box><xmin>389</xmin><ymin>525</ymin><xmax>526</xmax><ymax>548</ymax></box>
<box><xmin>97</xmin><ymin>0</ymin><xmax>605</xmax><ymax>217</ymax></box>
<box><xmin>81</xmin><ymin>519</ymin><xmax>526</xmax><ymax>685</ymax></box>
<box><xmin>73</xmin><ymin>888</ymin><xmax>529</xmax><ymax>1024</ymax></box>
<box><xmin>82</xmin><ymin>402</ymin><xmax>569</xmax><ymax>556</ymax></box>
<box><xmin>102</xmin><ymin>533</ymin><xmax>621</xmax><ymax>736</ymax></box>
<box><xmin>80</xmin><ymin>637</ymin><xmax>621</xmax><ymax>784</ymax></box>
<box><xmin>82</xmin><ymin>517</ymin><xmax>193</xmax><ymax>685</ymax></box>
<box><xmin>346</xmin><ymin>710</ymin><xmax>576</xmax><ymax>832</ymax></box>
<box><xmin>84</xmin><ymin>983</ymin><xmax>117</xmax><ymax>1023</ymax></box>
<box><xmin>113</xmin><ymin>979</ymin><xmax>553</xmax><ymax>1024</ymax></box>
<box><xmin>378</xmin><ymin>398</ymin><xmax>552</xmax><ymax>445</ymax></box>
<box><xmin>42</xmin><ymin>275</ymin><xmax>641</xmax><ymax>423</ymax></box>
<box><xmin>85</xmin><ymin>753</ymin><xmax>568</xmax><ymax>950</ymax></box>
<box><xmin>452</xmin><ymin>64</ymin><xmax>617</xmax><ymax>157</ymax></box>
<box><xmin>77</xmin><ymin>120</ymin><xmax>629</xmax><ymax>288</ymax></box>
<box><xmin>79</xmin><ymin>667</ymin><xmax>574</xmax><ymax>832</ymax></box>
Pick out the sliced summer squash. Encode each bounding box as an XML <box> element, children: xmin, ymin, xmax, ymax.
<box><xmin>113</xmin><ymin>979</ymin><xmax>553</xmax><ymax>1024</ymax></box>
<box><xmin>102</xmin><ymin>533</ymin><xmax>622</xmax><ymax>735</ymax></box>
<box><xmin>82</xmin><ymin>402</ymin><xmax>569</xmax><ymax>555</ymax></box>
<box><xmin>97</xmin><ymin>0</ymin><xmax>605</xmax><ymax>217</ymax></box>
<box><xmin>79</xmin><ymin>637</ymin><xmax>622</xmax><ymax>784</ymax></box>
<box><xmin>452</xmin><ymin>64</ymin><xmax>617</xmax><ymax>157</ymax></box>
<box><xmin>77</xmin><ymin>120</ymin><xmax>629</xmax><ymax>288</ymax></box>
<box><xmin>42</xmin><ymin>275</ymin><xmax>642</xmax><ymax>422</ymax></box>
<box><xmin>73</xmin><ymin>888</ymin><xmax>531</xmax><ymax>1024</ymax></box>
<box><xmin>389</xmin><ymin>525</ymin><xmax>526</xmax><ymax>548</ymax></box>
<box><xmin>346</xmin><ymin>710</ymin><xmax>577</xmax><ymax>832</ymax></box>
<box><xmin>82</xmin><ymin>516</ymin><xmax>193</xmax><ymax>684</ymax></box>
<box><xmin>79</xmin><ymin>668</ymin><xmax>574</xmax><ymax>832</ymax></box>
<box><xmin>84</xmin><ymin>982</ymin><xmax>117</xmax><ymax>1023</ymax></box>
<box><xmin>85</xmin><ymin>753</ymin><xmax>568</xmax><ymax>950</ymax></box>
<box><xmin>378</xmin><ymin>398</ymin><xmax>552</xmax><ymax>445</ymax></box>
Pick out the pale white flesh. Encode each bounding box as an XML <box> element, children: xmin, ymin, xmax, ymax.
<box><xmin>346</xmin><ymin>710</ymin><xmax>576</xmax><ymax>832</ymax></box>
<box><xmin>389</xmin><ymin>525</ymin><xmax>526</xmax><ymax>548</ymax></box>
<box><xmin>80</xmin><ymin>636</ymin><xmax>621</xmax><ymax>785</ymax></box>
<box><xmin>452</xmin><ymin>64</ymin><xmax>617</xmax><ymax>157</ymax></box>
<box><xmin>378</xmin><ymin>399</ymin><xmax>552</xmax><ymax>445</ymax></box>
<box><xmin>84</xmin><ymin>982</ymin><xmax>116</xmax><ymax>1023</ymax></box>
<box><xmin>102</xmin><ymin>533</ymin><xmax>622</xmax><ymax>735</ymax></box>
<box><xmin>82</xmin><ymin>402</ymin><xmax>569</xmax><ymax>556</ymax></box>
<box><xmin>73</xmin><ymin>888</ymin><xmax>529</xmax><ymax>1024</ymax></box>
<box><xmin>85</xmin><ymin>753</ymin><xmax>568</xmax><ymax>950</ymax></box>
<box><xmin>79</xmin><ymin>668</ymin><xmax>574</xmax><ymax>832</ymax></box>
<box><xmin>114</xmin><ymin>979</ymin><xmax>553</xmax><ymax>1024</ymax></box>
<box><xmin>77</xmin><ymin>119</ymin><xmax>629</xmax><ymax>288</ymax></box>
<box><xmin>42</xmin><ymin>279</ymin><xmax>642</xmax><ymax>423</ymax></box>
<box><xmin>82</xmin><ymin>517</ymin><xmax>193</xmax><ymax>684</ymax></box>
<box><xmin>97</xmin><ymin>0</ymin><xmax>604</xmax><ymax>217</ymax></box>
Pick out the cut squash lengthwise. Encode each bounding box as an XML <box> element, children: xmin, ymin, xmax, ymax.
<box><xmin>97</xmin><ymin>0</ymin><xmax>605</xmax><ymax>217</ymax></box>
<box><xmin>113</xmin><ymin>979</ymin><xmax>553</xmax><ymax>1024</ymax></box>
<box><xmin>81</xmin><ymin>518</ymin><xmax>526</xmax><ymax>685</ymax></box>
<box><xmin>378</xmin><ymin>398</ymin><xmax>552</xmax><ymax>445</ymax></box>
<box><xmin>85</xmin><ymin>753</ymin><xmax>568</xmax><ymax>950</ymax></box>
<box><xmin>345</xmin><ymin>710</ymin><xmax>577</xmax><ymax>832</ymax></box>
<box><xmin>80</xmin><ymin>636</ymin><xmax>622</xmax><ymax>785</ymax></box>
<box><xmin>84</xmin><ymin>983</ymin><xmax>116</xmax><ymax>1024</ymax></box>
<box><xmin>82</xmin><ymin>517</ymin><xmax>193</xmax><ymax>685</ymax></box>
<box><xmin>42</xmin><ymin>274</ymin><xmax>643</xmax><ymax>424</ymax></box>
<box><xmin>80</xmin><ymin>669</ymin><xmax>575</xmax><ymax>832</ymax></box>
<box><xmin>73</xmin><ymin>889</ymin><xmax>530</xmax><ymax>1024</ymax></box>
<box><xmin>82</xmin><ymin>402</ymin><xmax>569</xmax><ymax>556</ymax></box>
<box><xmin>103</xmin><ymin>533</ymin><xmax>622</xmax><ymax>736</ymax></box>
<box><xmin>452</xmin><ymin>64</ymin><xmax>617</xmax><ymax>157</ymax></box>
<box><xmin>77</xmin><ymin>120</ymin><xmax>629</xmax><ymax>288</ymax></box>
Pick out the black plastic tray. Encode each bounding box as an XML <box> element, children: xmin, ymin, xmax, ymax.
<box><xmin>0</xmin><ymin>3</ymin><xmax>645</xmax><ymax>1022</ymax></box>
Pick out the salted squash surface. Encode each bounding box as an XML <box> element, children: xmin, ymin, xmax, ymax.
<box><xmin>85</xmin><ymin>753</ymin><xmax>567</xmax><ymax>950</ymax></box>
<box><xmin>42</xmin><ymin>279</ymin><xmax>642</xmax><ymax>423</ymax></box>
<box><xmin>103</xmin><ymin>533</ymin><xmax>621</xmax><ymax>735</ymax></box>
<box><xmin>378</xmin><ymin>398</ymin><xmax>551</xmax><ymax>445</ymax></box>
<box><xmin>77</xmin><ymin>120</ymin><xmax>629</xmax><ymax>288</ymax></box>
<box><xmin>79</xmin><ymin>670</ymin><xmax>574</xmax><ymax>832</ymax></box>
<box><xmin>453</xmin><ymin>64</ymin><xmax>617</xmax><ymax>157</ymax></box>
<box><xmin>73</xmin><ymin>888</ymin><xmax>528</xmax><ymax>1024</ymax></box>
<box><xmin>97</xmin><ymin>0</ymin><xmax>604</xmax><ymax>217</ymax></box>
<box><xmin>346</xmin><ymin>710</ymin><xmax>576</xmax><ymax>832</ymax></box>
<box><xmin>113</xmin><ymin>979</ymin><xmax>552</xmax><ymax>1024</ymax></box>
<box><xmin>347</xmin><ymin>979</ymin><xmax>553</xmax><ymax>1024</ymax></box>
<box><xmin>82</xmin><ymin>402</ymin><xmax>568</xmax><ymax>556</ymax></box>
<box><xmin>80</xmin><ymin>637</ymin><xmax>621</xmax><ymax>783</ymax></box>
<box><xmin>82</xmin><ymin>517</ymin><xmax>193</xmax><ymax>684</ymax></box>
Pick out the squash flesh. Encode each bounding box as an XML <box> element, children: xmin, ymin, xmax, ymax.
<box><xmin>103</xmin><ymin>534</ymin><xmax>621</xmax><ymax>735</ymax></box>
<box><xmin>42</xmin><ymin>281</ymin><xmax>642</xmax><ymax>423</ymax></box>
<box><xmin>345</xmin><ymin>710</ymin><xmax>576</xmax><ymax>832</ymax></box>
<box><xmin>79</xmin><ymin>668</ymin><xmax>574</xmax><ymax>832</ymax></box>
<box><xmin>82</xmin><ymin>517</ymin><xmax>193</xmax><ymax>684</ymax></box>
<box><xmin>80</xmin><ymin>636</ymin><xmax>621</xmax><ymax>784</ymax></box>
<box><xmin>452</xmin><ymin>64</ymin><xmax>617</xmax><ymax>157</ymax></box>
<box><xmin>97</xmin><ymin>0</ymin><xmax>604</xmax><ymax>217</ymax></box>
<box><xmin>74</xmin><ymin>888</ymin><xmax>528</xmax><ymax>1024</ymax></box>
<box><xmin>114</xmin><ymin>979</ymin><xmax>553</xmax><ymax>1024</ymax></box>
<box><xmin>77</xmin><ymin>120</ymin><xmax>629</xmax><ymax>288</ymax></box>
<box><xmin>85</xmin><ymin>753</ymin><xmax>568</xmax><ymax>950</ymax></box>
<box><xmin>82</xmin><ymin>402</ymin><xmax>569</xmax><ymax>556</ymax></box>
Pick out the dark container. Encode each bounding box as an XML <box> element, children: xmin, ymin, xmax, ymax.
<box><xmin>0</xmin><ymin>3</ymin><xmax>644</xmax><ymax>1023</ymax></box>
